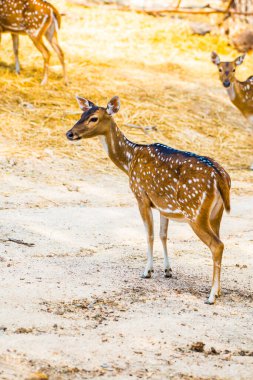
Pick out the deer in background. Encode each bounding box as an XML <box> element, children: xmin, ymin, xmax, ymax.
<box><xmin>211</xmin><ymin>52</ymin><xmax>253</xmax><ymax>169</ymax></box>
<box><xmin>211</xmin><ymin>52</ymin><xmax>253</xmax><ymax>123</ymax></box>
<box><xmin>66</xmin><ymin>96</ymin><xmax>231</xmax><ymax>305</ymax></box>
<box><xmin>0</xmin><ymin>0</ymin><xmax>67</xmax><ymax>85</ymax></box>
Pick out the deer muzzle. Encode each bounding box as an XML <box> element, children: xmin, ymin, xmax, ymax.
<box><xmin>66</xmin><ymin>130</ymin><xmax>81</xmax><ymax>141</ymax></box>
<box><xmin>223</xmin><ymin>80</ymin><xmax>230</xmax><ymax>88</ymax></box>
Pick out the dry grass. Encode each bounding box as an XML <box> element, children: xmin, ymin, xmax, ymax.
<box><xmin>0</xmin><ymin>0</ymin><xmax>252</xmax><ymax>179</ymax></box>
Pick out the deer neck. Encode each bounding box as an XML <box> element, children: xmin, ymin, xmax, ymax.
<box><xmin>226</xmin><ymin>80</ymin><xmax>237</xmax><ymax>102</ymax></box>
<box><xmin>99</xmin><ymin>120</ymin><xmax>136</xmax><ymax>175</ymax></box>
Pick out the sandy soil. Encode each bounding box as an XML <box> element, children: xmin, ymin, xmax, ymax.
<box><xmin>0</xmin><ymin>158</ymin><xmax>252</xmax><ymax>380</ymax></box>
<box><xmin>0</xmin><ymin>1</ymin><xmax>252</xmax><ymax>378</ymax></box>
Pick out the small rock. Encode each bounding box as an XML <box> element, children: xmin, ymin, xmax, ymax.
<box><xmin>66</xmin><ymin>185</ymin><xmax>79</xmax><ymax>192</ymax></box>
<box><xmin>190</xmin><ymin>341</ymin><xmax>205</xmax><ymax>352</ymax></box>
<box><xmin>190</xmin><ymin>22</ymin><xmax>212</xmax><ymax>36</ymax></box>
<box><xmin>9</xmin><ymin>158</ymin><xmax>17</xmax><ymax>166</ymax></box>
<box><xmin>15</xmin><ymin>327</ymin><xmax>33</xmax><ymax>334</ymax></box>
<box><xmin>21</xmin><ymin>102</ymin><xmax>35</xmax><ymax>110</ymax></box>
<box><xmin>209</xmin><ymin>347</ymin><xmax>219</xmax><ymax>355</ymax></box>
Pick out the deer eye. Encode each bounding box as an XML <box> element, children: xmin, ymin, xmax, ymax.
<box><xmin>90</xmin><ymin>117</ymin><xmax>98</xmax><ymax>123</ymax></box>
<box><xmin>219</xmin><ymin>68</ymin><xmax>222</xmax><ymax>72</ymax></box>
<box><xmin>233</xmin><ymin>69</ymin><xmax>236</xmax><ymax>72</ymax></box>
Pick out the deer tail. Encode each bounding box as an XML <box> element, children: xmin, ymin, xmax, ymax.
<box><xmin>217</xmin><ymin>171</ymin><xmax>231</xmax><ymax>213</ymax></box>
<box><xmin>49</xmin><ymin>4</ymin><xmax>61</xmax><ymax>29</ymax></box>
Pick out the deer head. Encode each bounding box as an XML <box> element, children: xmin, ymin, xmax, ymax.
<box><xmin>211</xmin><ymin>52</ymin><xmax>246</xmax><ymax>88</ymax></box>
<box><xmin>66</xmin><ymin>96</ymin><xmax>120</xmax><ymax>141</ymax></box>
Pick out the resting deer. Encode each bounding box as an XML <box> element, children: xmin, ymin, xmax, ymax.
<box><xmin>0</xmin><ymin>0</ymin><xmax>67</xmax><ymax>84</ymax></box>
<box><xmin>211</xmin><ymin>52</ymin><xmax>253</xmax><ymax>169</ymax></box>
<box><xmin>66</xmin><ymin>96</ymin><xmax>231</xmax><ymax>305</ymax></box>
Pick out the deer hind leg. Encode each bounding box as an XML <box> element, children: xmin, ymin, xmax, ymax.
<box><xmin>190</xmin><ymin>221</ymin><xmax>224</xmax><ymax>305</ymax></box>
<box><xmin>11</xmin><ymin>34</ymin><xmax>20</xmax><ymax>74</ymax></box>
<box><xmin>29</xmin><ymin>36</ymin><xmax>50</xmax><ymax>85</ymax></box>
<box><xmin>45</xmin><ymin>24</ymin><xmax>68</xmax><ymax>85</ymax></box>
<box><xmin>160</xmin><ymin>214</ymin><xmax>172</xmax><ymax>278</ymax></box>
<box><xmin>210</xmin><ymin>197</ymin><xmax>224</xmax><ymax>239</ymax></box>
<box><xmin>137</xmin><ymin>199</ymin><xmax>154</xmax><ymax>279</ymax></box>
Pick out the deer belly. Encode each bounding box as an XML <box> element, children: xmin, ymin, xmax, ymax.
<box><xmin>147</xmin><ymin>193</ymin><xmax>186</xmax><ymax>221</ymax></box>
<box><xmin>157</xmin><ymin>206</ymin><xmax>186</xmax><ymax>221</ymax></box>
<box><xmin>0</xmin><ymin>19</ymin><xmax>25</xmax><ymax>33</ymax></box>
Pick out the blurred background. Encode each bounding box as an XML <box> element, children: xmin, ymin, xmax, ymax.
<box><xmin>0</xmin><ymin>0</ymin><xmax>252</xmax><ymax>177</ymax></box>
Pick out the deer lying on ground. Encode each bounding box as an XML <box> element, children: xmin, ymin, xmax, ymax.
<box><xmin>66</xmin><ymin>96</ymin><xmax>231</xmax><ymax>304</ymax></box>
<box><xmin>211</xmin><ymin>52</ymin><xmax>253</xmax><ymax>169</ymax></box>
<box><xmin>0</xmin><ymin>0</ymin><xmax>67</xmax><ymax>84</ymax></box>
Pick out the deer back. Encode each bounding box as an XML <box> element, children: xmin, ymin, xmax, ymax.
<box><xmin>0</xmin><ymin>0</ymin><xmax>57</xmax><ymax>34</ymax></box>
<box><xmin>129</xmin><ymin>144</ymin><xmax>230</xmax><ymax>220</ymax></box>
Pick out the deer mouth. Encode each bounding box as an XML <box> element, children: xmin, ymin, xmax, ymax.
<box><xmin>66</xmin><ymin>131</ymin><xmax>81</xmax><ymax>141</ymax></box>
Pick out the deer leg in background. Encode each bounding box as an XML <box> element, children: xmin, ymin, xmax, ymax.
<box><xmin>137</xmin><ymin>199</ymin><xmax>154</xmax><ymax>279</ymax></box>
<box><xmin>45</xmin><ymin>24</ymin><xmax>68</xmax><ymax>85</ymax></box>
<box><xmin>29</xmin><ymin>35</ymin><xmax>50</xmax><ymax>85</ymax></box>
<box><xmin>160</xmin><ymin>214</ymin><xmax>172</xmax><ymax>278</ymax></box>
<box><xmin>11</xmin><ymin>34</ymin><xmax>20</xmax><ymax>74</ymax></box>
<box><xmin>190</xmin><ymin>220</ymin><xmax>224</xmax><ymax>304</ymax></box>
<box><xmin>176</xmin><ymin>0</ymin><xmax>182</xmax><ymax>8</ymax></box>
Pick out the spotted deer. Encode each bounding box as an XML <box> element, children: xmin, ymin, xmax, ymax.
<box><xmin>0</xmin><ymin>0</ymin><xmax>67</xmax><ymax>84</ymax></box>
<box><xmin>66</xmin><ymin>96</ymin><xmax>231</xmax><ymax>305</ymax></box>
<box><xmin>211</xmin><ymin>52</ymin><xmax>253</xmax><ymax>169</ymax></box>
<box><xmin>211</xmin><ymin>52</ymin><xmax>253</xmax><ymax>122</ymax></box>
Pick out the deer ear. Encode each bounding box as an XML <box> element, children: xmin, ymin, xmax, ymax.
<box><xmin>76</xmin><ymin>95</ymin><xmax>94</xmax><ymax>112</ymax></box>
<box><xmin>211</xmin><ymin>51</ymin><xmax>220</xmax><ymax>65</ymax></box>
<box><xmin>235</xmin><ymin>54</ymin><xmax>245</xmax><ymax>66</ymax></box>
<box><xmin>106</xmin><ymin>96</ymin><xmax>120</xmax><ymax>115</ymax></box>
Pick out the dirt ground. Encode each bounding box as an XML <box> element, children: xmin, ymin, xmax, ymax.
<box><xmin>0</xmin><ymin>0</ymin><xmax>253</xmax><ymax>379</ymax></box>
<box><xmin>0</xmin><ymin>158</ymin><xmax>252</xmax><ymax>380</ymax></box>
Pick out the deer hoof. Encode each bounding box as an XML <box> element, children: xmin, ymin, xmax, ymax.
<box><xmin>204</xmin><ymin>298</ymin><xmax>215</xmax><ymax>305</ymax></box>
<box><xmin>164</xmin><ymin>268</ymin><xmax>172</xmax><ymax>278</ymax></box>
<box><xmin>141</xmin><ymin>270</ymin><xmax>153</xmax><ymax>279</ymax></box>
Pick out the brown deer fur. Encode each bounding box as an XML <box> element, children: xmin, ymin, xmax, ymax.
<box><xmin>66</xmin><ymin>96</ymin><xmax>231</xmax><ymax>305</ymax></box>
<box><xmin>0</xmin><ymin>0</ymin><xmax>67</xmax><ymax>84</ymax></box>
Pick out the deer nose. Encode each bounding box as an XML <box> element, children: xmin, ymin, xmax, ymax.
<box><xmin>66</xmin><ymin>131</ymin><xmax>74</xmax><ymax>140</ymax></box>
<box><xmin>223</xmin><ymin>80</ymin><xmax>230</xmax><ymax>88</ymax></box>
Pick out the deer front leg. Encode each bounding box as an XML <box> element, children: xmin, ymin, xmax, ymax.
<box><xmin>160</xmin><ymin>214</ymin><xmax>172</xmax><ymax>278</ymax></box>
<box><xmin>11</xmin><ymin>34</ymin><xmax>20</xmax><ymax>74</ymax></box>
<box><xmin>137</xmin><ymin>200</ymin><xmax>154</xmax><ymax>279</ymax></box>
